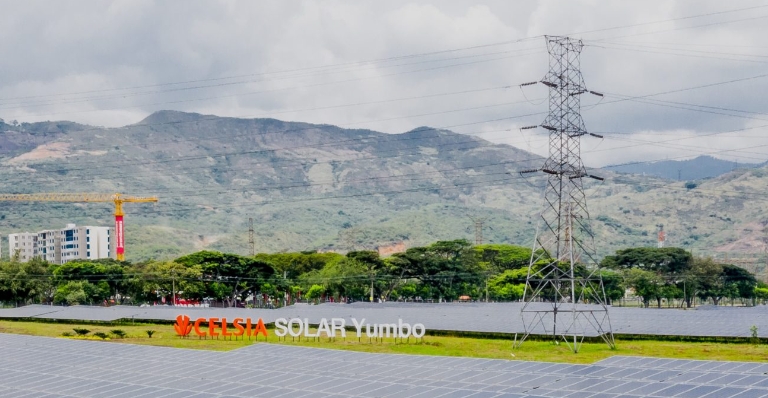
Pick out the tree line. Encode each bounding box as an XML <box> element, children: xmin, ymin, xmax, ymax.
<box><xmin>0</xmin><ymin>241</ymin><xmax>765</xmax><ymax>307</ymax></box>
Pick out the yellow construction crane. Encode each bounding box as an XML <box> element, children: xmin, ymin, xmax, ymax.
<box><xmin>0</xmin><ymin>193</ymin><xmax>158</xmax><ymax>261</ymax></box>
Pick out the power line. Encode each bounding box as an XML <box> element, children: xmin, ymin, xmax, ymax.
<box><xmin>0</xmin><ymin>37</ymin><xmax>542</xmax><ymax>103</ymax></box>
<box><xmin>0</xmin><ymin>49</ymin><xmax>544</xmax><ymax>115</ymax></box>
<box><xmin>7</xmin><ymin>71</ymin><xmax>765</xmax><ymax>184</ymax></box>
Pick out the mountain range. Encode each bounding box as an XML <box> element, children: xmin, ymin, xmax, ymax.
<box><xmin>0</xmin><ymin>111</ymin><xmax>766</xmax><ymax>271</ymax></box>
<box><xmin>605</xmin><ymin>155</ymin><xmax>760</xmax><ymax>181</ymax></box>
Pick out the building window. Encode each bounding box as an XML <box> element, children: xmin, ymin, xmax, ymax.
<box><xmin>87</xmin><ymin>251</ymin><xmax>90</xmax><ymax>257</ymax></box>
<box><xmin>87</xmin><ymin>244</ymin><xmax>90</xmax><ymax>249</ymax></box>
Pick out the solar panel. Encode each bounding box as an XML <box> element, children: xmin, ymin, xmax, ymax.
<box><xmin>3</xmin><ymin>333</ymin><xmax>768</xmax><ymax>397</ymax></box>
<box><xmin>4</xmin><ymin>301</ymin><xmax>767</xmax><ymax>339</ymax></box>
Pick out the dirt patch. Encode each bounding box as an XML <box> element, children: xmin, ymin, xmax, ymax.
<box><xmin>6</xmin><ymin>141</ymin><xmax>71</xmax><ymax>163</ymax></box>
<box><xmin>5</xmin><ymin>142</ymin><xmax>108</xmax><ymax>164</ymax></box>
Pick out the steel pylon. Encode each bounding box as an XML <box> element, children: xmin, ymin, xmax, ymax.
<box><xmin>514</xmin><ymin>36</ymin><xmax>615</xmax><ymax>353</ymax></box>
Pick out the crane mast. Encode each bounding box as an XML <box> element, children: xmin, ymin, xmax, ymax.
<box><xmin>0</xmin><ymin>193</ymin><xmax>158</xmax><ymax>261</ymax></box>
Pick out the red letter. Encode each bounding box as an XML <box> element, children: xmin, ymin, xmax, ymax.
<box><xmin>194</xmin><ymin>318</ymin><xmax>207</xmax><ymax>336</ymax></box>
<box><xmin>221</xmin><ymin>318</ymin><xmax>232</xmax><ymax>337</ymax></box>
<box><xmin>246</xmin><ymin>318</ymin><xmax>253</xmax><ymax>337</ymax></box>
<box><xmin>253</xmin><ymin>318</ymin><xmax>268</xmax><ymax>337</ymax></box>
<box><xmin>209</xmin><ymin>318</ymin><xmax>220</xmax><ymax>337</ymax></box>
<box><xmin>233</xmin><ymin>318</ymin><xmax>245</xmax><ymax>336</ymax></box>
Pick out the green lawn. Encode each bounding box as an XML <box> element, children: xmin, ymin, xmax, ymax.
<box><xmin>1</xmin><ymin>320</ymin><xmax>766</xmax><ymax>364</ymax></box>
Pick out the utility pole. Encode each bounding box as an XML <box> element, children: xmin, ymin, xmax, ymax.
<box><xmin>248</xmin><ymin>217</ymin><xmax>255</xmax><ymax>256</ymax></box>
<box><xmin>516</xmin><ymin>36</ymin><xmax>615</xmax><ymax>352</ymax></box>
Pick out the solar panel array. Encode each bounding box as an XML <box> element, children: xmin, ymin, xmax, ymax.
<box><xmin>1</xmin><ymin>302</ymin><xmax>767</xmax><ymax>338</ymax></box>
<box><xmin>1</xmin><ymin>333</ymin><xmax>768</xmax><ymax>397</ymax></box>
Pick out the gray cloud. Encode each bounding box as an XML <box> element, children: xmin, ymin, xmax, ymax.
<box><xmin>1</xmin><ymin>0</ymin><xmax>767</xmax><ymax>167</ymax></box>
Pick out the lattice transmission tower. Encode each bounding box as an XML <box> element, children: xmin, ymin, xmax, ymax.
<box><xmin>515</xmin><ymin>36</ymin><xmax>615</xmax><ymax>352</ymax></box>
<box><xmin>468</xmin><ymin>216</ymin><xmax>488</xmax><ymax>245</ymax></box>
<box><xmin>248</xmin><ymin>217</ymin><xmax>255</xmax><ymax>256</ymax></box>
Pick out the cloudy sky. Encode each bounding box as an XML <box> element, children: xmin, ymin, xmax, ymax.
<box><xmin>1</xmin><ymin>0</ymin><xmax>767</xmax><ymax>167</ymax></box>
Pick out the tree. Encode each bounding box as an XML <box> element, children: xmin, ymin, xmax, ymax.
<box><xmin>0</xmin><ymin>258</ymin><xmax>53</xmax><ymax>306</ymax></box>
<box><xmin>599</xmin><ymin>270</ymin><xmax>625</xmax><ymax>305</ymax></box>
<box><xmin>125</xmin><ymin>260</ymin><xmax>204</xmax><ymax>304</ymax></box>
<box><xmin>623</xmin><ymin>268</ymin><xmax>662</xmax><ymax>308</ymax></box>
<box><xmin>305</xmin><ymin>284</ymin><xmax>325</xmax><ymax>302</ymax></box>
<box><xmin>474</xmin><ymin>244</ymin><xmax>531</xmax><ymax>271</ymax></box>
<box><xmin>51</xmin><ymin>259</ymin><xmax>126</xmax><ymax>302</ymax></box>
<box><xmin>721</xmin><ymin>265</ymin><xmax>757</xmax><ymax>304</ymax></box>
<box><xmin>755</xmin><ymin>282</ymin><xmax>768</xmax><ymax>304</ymax></box>
<box><xmin>175</xmin><ymin>251</ymin><xmax>274</xmax><ymax>307</ymax></box>
<box><xmin>379</xmin><ymin>255</ymin><xmax>413</xmax><ymax>300</ymax></box>
<box><xmin>53</xmin><ymin>281</ymin><xmax>88</xmax><ymax>305</ymax></box>
<box><xmin>487</xmin><ymin>269</ymin><xmax>527</xmax><ymax>301</ymax></box>
<box><xmin>601</xmin><ymin>247</ymin><xmax>692</xmax><ymax>275</ymax></box>
<box><xmin>347</xmin><ymin>251</ymin><xmax>384</xmax><ymax>301</ymax></box>
<box><xmin>302</xmin><ymin>256</ymin><xmax>367</xmax><ymax>301</ymax></box>
<box><xmin>397</xmin><ymin>240</ymin><xmax>481</xmax><ymax>301</ymax></box>
<box><xmin>687</xmin><ymin>257</ymin><xmax>722</xmax><ymax>307</ymax></box>
<box><xmin>254</xmin><ymin>252</ymin><xmax>342</xmax><ymax>279</ymax></box>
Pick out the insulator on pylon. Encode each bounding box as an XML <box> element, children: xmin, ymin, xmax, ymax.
<box><xmin>520</xmin><ymin>125</ymin><xmax>538</xmax><ymax>130</ymax></box>
<box><xmin>541</xmin><ymin>169</ymin><xmax>558</xmax><ymax>175</ymax></box>
<box><xmin>519</xmin><ymin>168</ymin><xmax>540</xmax><ymax>174</ymax></box>
<box><xmin>520</xmin><ymin>82</ymin><xmax>538</xmax><ymax>87</ymax></box>
<box><xmin>569</xmin><ymin>90</ymin><xmax>586</xmax><ymax>96</ymax></box>
<box><xmin>540</xmin><ymin>81</ymin><xmax>558</xmax><ymax>88</ymax></box>
<box><xmin>569</xmin><ymin>172</ymin><xmax>587</xmax><ymax>180</ymax></box>
<box><xmin>589</xmin><ymin>90</ymin><xmax>604</xmax><ymax>97</ymax></box>
<box><xmin>588</xmin><ymin>174</ymin><xmax>605</xmax><ymax>181</ymax></box>
<box><xmin>589</xmin><ymin>133</ymin><xmax>603</xmax><ymax>138</ymax></box>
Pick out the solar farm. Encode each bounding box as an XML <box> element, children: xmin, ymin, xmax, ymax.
<box><xmin>2</xmin><ymin>332</ymin><xmax>768</xmax><ymax>398</ymax></box>
<box><xmin>1</xmin><ymin>302</ymin><xmax>767</xmax><ymax>338</ymax></box>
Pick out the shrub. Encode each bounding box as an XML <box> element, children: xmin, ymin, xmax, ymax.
<box><xmin>111</xmin><ymin>329</ymin><xmax>127</xmax><ymax>339</ymax></box>
<box><xmin>61</xmin><ymin>332</ymin><xmax>73</xmax><ymax>337</ymax></box>
<box><xmin>751</xmin><ymin>325</ymin><xmax>759</xmax><ymax>345</ymax></box>
<box><xmin>146</xmin><ymin>330</ymin><xmax>156</xmax><ymax>338</ymax></box>
<box><xmin>93</xmin><ymin>332</ymin><xmax>109</xmax><ymax>340</ymax></box>
<box><xmin>73</xmin><ymin>328</ymin><xmax>90</xmax><ymax>336</ymax></box>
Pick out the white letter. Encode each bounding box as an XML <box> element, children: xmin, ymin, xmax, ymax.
<box><xmin>382</xmin><ymin>323</ymin><xmax>397</xmax><ymax>338</ymax></box>
<box><xmin>331</xmin><ymin>318</ymin><xmax>346</xmax><ymax>338</ymax></box>
<box><xmin>366</xmin><ymin>323</ymin><xmax>378</xmax><ymax>338</ymax></box>
<box><xmin>412</xmin><ymin>323</ymin><xmax>426</xmax><ymax>338</ymax></box>
<box><xmin>352</xmin><ymin>318</ymin><xmax>365</xmax><ymax>338</ymax></box>
<box><xmin>317</xmin><ymin>318</ymin><xmax>331</xmax><ymax>337</ymax></box>
<box><xmin>275</xmin><ymin>318</ymin><xmax>288</xmax><ymax>337</ymax></box>
<box><xmin>288</xmin><ymin>318</ymin><xmax>302</xmax><ymax>337</ymax></box>
<box><xmin>398</xmin><ymin>319</ymin><xmax>411</xmax><ymax>338</ymax></box>
<box><xmin>303</xmin><ymin>318</ymin><xmax>317</xmax><ymax>337</ymax></box>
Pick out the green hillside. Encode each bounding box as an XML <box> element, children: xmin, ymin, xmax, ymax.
<box><xmin>0</xmin><ymin>111</ymin><xmax>765</xmax><ymax>265</ymax></box>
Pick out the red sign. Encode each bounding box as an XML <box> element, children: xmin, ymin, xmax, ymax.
<box><xmin>174</xmin><ymin>315</ymin><xmax>268</xmax><ymax>338</ymax></box>
<box><xmin>115</xmin><ymin>215</ymin><xmax>124</xmax><ymax>255</ymax></box>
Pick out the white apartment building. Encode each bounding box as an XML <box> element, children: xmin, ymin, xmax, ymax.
<box><xmin>8</xmin><ymin>232</ymin><xmax>37</xmax><ymax>262</ymax></box>
<box><xmin>9</xmin><ymin>224</ymin><xmax>114</xmax><ymax>264</ymax></box>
